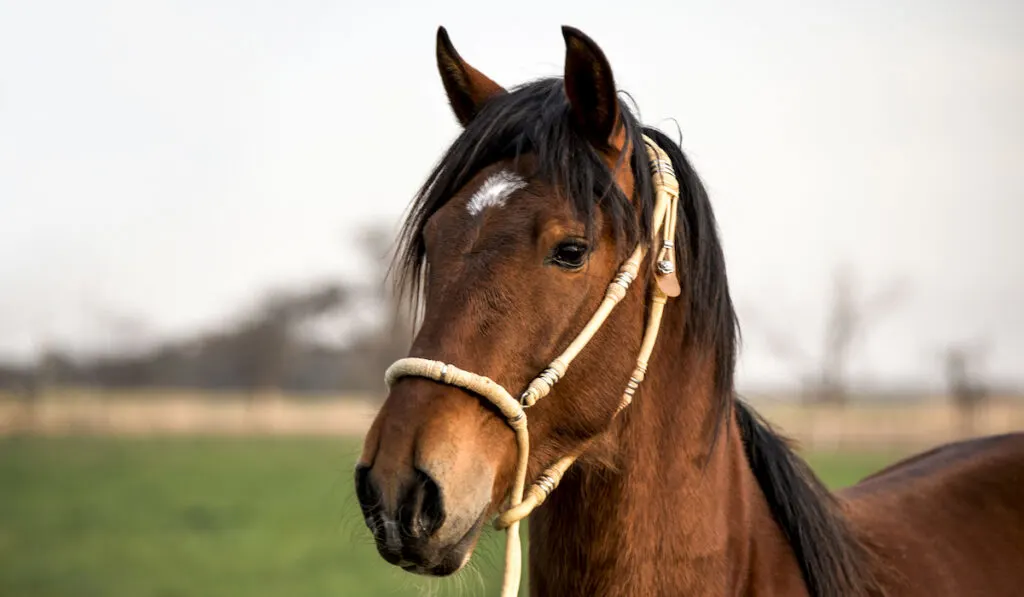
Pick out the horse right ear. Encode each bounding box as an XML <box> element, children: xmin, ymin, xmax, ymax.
<box><xmin>436</xmin><ymin>27</ymin><xmax>506</xmax><ymax>127</ymax></box>
<box><xmin>562</xmin><ymin>26</ymin><xmax>623</xmax><ymax>152</ymax></box>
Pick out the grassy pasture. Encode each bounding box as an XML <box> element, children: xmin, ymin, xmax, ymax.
<box><xmin>0</xmin><ymin>436</ymin><xmax>896</xmax><ymax>597</ymax></box>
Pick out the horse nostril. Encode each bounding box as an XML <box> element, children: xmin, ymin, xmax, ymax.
<box><xmin>402</xmin><ymin>467</ymin><xmax>445</xmax><ymax>538</ymax></box>
<box><xmin>356</xmin><ymin>463</ymin><xmax>445</xmax><ymax>545</ymax></box>
<box><xmin>354</xmin><ymin>463</ymin><xmax>380</xmax><ymax>518</ymax></box>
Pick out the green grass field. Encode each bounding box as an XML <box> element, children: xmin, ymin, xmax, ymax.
<box><xmin>0</xmin><ymin>437</ymin><xmax>895</xmax><ymax>597</ymax></box>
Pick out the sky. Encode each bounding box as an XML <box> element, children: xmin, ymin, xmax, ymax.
<box><xmin>1</xmin><ymin>0</ymin><xmax>1022</xmax><ymax>390</ymax></box>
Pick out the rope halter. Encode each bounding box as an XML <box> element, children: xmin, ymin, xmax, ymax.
<box><xmin>384</xmin><ymin>135</ymin><xmax>681</xmax><ymax>597</ymax></box>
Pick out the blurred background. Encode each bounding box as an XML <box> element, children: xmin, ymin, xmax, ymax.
<box><xmin>1</xmin><ymin>1</ymin><xmax>1022</xmax><ymax>595</ymax></box>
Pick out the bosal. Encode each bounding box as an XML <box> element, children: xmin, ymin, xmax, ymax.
<box><xmin>385</xmin><ymin>135</ymin><xmax>681</xmax><ymax>597</ymax></box>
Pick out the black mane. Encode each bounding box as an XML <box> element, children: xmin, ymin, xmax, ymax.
<box><xmin>736</xmin><ymin>401</ymin><xmax>879</xmax><ymax>596</ymax></box>
<box><xmin>394</xmin><ymin>77</ymin><xmax>876</xmax><ymax>597</ymax></box>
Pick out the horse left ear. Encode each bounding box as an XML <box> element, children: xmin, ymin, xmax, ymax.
<box><xmin>436</xmin><ymin>26</ymin><xmax>507</xmax><ymax>127</ymax></box>
<box><xmin>562</xmin><ymin>26</ymin><xmax>624</xmax><ymax>152</ymax></box>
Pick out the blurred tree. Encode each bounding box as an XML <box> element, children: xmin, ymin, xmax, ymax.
<box><xmin>943</xmin><ymin>343</ymin><xmax>989</xmax><ymax>438</ymax></box>
<box><xmin>337</xmin><ymin>226</ymin><xmax>416</xmax><ymax>397</ymax></box>
<box><xmin>747</xmin><ymin>265</ymin><xmax>906</xmax><ymax>405</ymax></box>
<box><xmin>226</xmin><ymin>284</ymin><xmax>348</xmax><ymax>397</ymax></box>
<box><xmin>815</xmin><ymin>267</ymin><xmax>906</xmax><ymax>404</ymax></box>
<box><xmin>0</xmin><ymin>225</ymin><xmax>414</xmax><ymax>398</ymax></box>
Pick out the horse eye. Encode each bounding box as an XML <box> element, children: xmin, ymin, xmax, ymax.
<box><xmin>548</xmin><ymin>239</ymin><xmax>589</xmax><ymax>270</ymax></box>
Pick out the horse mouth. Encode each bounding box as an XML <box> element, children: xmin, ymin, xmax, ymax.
<box><xmin>398</xmin><ymin>506</ymin><xmax>489</xmax><ymax>577</ymax></box>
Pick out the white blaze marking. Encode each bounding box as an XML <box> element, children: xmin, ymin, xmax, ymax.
<box><xmin>466</xmin><ymin>171</ymin><xmax>526</xmax><ymax>215</ymax></box>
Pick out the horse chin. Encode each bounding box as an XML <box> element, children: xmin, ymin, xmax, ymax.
<box><xmin>400</xmin><ymin>548</ymin><xmax>473</xmax><ymax>577</ymax></box>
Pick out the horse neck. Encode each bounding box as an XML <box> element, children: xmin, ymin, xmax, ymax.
<box><xmin>527</xmin><ymin>306</ymin><xmax>805</xmax><ymax>597</ymax></box>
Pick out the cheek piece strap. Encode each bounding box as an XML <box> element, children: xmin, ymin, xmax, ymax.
<box><xmin>384</xmin><ymin>135</ymin><xmax>681</xmax><ymax>597</ymax></box>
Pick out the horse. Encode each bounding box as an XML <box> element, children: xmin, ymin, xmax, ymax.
<box><xmin>355</xmin><ymin>25</ymin><xmax>1024</xmax><ymax>596</ymax></box>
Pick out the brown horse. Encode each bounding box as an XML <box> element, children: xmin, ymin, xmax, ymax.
<box><xmin>356</xmin><ymin>26</ymin><xmax>1024</xmax><ymax>596</ymax></box>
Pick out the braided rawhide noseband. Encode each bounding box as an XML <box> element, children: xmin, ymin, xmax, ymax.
<box><xmin>385</xmin><ymin>135</ymin><xmax>681</xmax><ymax>597</ymax></box>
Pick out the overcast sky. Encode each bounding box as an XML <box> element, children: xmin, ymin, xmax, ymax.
<box><xmin>1</xmin><ymin>0</ymin><xmax>1022</xmax><ymax>389</ymax></box>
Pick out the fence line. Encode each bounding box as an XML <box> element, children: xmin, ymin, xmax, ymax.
<box><xmin>2</xmin><ymin>392</ymin><xmax>1023</xmax><ymax>451</ymax></box>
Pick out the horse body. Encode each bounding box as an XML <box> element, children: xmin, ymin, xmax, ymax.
<box><xmin>843</xmin><ymin>433</ymin><xmax>1024</xmax><ymax>595</ymax></box>
<box><xmin>531</xmin><ymin>404</ymin><xmax>1024</xmax><ymax>596</ymax></box>
<box><xmin>356</xmin><ymin>26</ymin><xmax>1024</xmax><ymax>596</ymax></box>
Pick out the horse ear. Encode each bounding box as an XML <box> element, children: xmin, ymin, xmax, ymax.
<box><xmin>562</xmin><ymin>26</ymin><xmax>623</xmax><ymax>151</ymax></box>
<box><xmin>436</xmin><ymin>26</ymin><xmax>506</xmax><ymax>127</ymax></box>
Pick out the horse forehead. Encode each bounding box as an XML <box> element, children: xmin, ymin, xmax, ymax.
<box><xmin>465</xmin><ymin>170</ymin><xmax>527</xmax><ymax>216</ymax></box>
<box><xmin>424</xmin><ymin>166</ymin><xmax>573</xmax><ymax>261</ymax></box>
